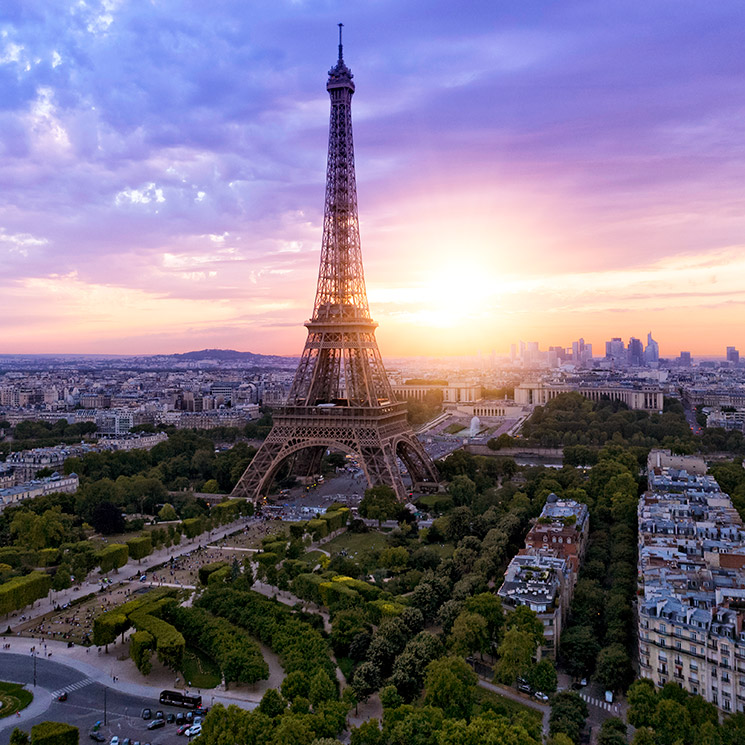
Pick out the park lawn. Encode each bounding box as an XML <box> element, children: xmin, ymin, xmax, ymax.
<box><xmin>475</xmin><ymin>687</ymin><xmax>543</xmax><ymax>726</ymax></box>
<box><xmin>0</xmin><ymin>681</ymin><xmax>32</xmax><ymax>718</ymax></box>
<box><xmin>444</xmin><ymin>423</ymin><xmax>466</xmax><ymax>435</ymax></box>
<box><xmin>180</xmin><ymin>647</ymin><xmax>222</xmax><ymax>689</ymax></box>
<box><xmin>300</xmin><ymin>550</ymin><xmax>326</xmax><ymax>567</ymax></box>
<box><xmin>323</xmin><ymin>531</ymin><xmax>388</xmax><ymax>557</ymax></box>
<box><xmin>426</xmin><ymin>542</ymin><xmax>455</xmax><ymax>559</ymax></box>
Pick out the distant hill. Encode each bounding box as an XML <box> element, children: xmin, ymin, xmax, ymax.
<box><xmin>152</xmin><ymin>349</ymin><xmax>297</xmax><ymax>367</ymax></box>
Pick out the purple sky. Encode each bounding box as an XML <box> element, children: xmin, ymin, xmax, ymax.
<box><xmin>1</xmin><ymin>1</ymin><xmax>744</xmax><ymax>356</ymax></box>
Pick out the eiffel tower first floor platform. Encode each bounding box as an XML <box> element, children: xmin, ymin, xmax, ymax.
<box><xmin>231</xmin><ymin>402</ymin><xmax>439</xmax><ymax>502</ymax></box>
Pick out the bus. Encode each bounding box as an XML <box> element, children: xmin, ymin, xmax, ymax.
<box><xmin>159</xmin><ymin>690</ymin><xmax>202</xmax><ymax>709</ymax></box>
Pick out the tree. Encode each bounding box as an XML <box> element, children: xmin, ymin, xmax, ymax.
<box><xmin>448</xmin><ymin>475</ymin><xmax>477</xmax><ymax>506</ymax></box>
<box><xmin>359</xmin><ymin>486</ymin><xmax>399</xmax><ymax>523</ymax></box>
<box><xmin>309</xmin><ymin>669</ymin><xmax>337</xmax><ymax>708</ymax></box>
<box><xmin>595</xmin><ymin>644</ymin><xmax>632</xmax><ymax>692</ymax></box>
<box><xmin>158</xmin><ymin>503</ymin><xmax>178</xmax><ymax>521</ymax></box>
<box><xmin>351</xmin><ymin>661</ymin><xmax>381</xmax><ymax>702</ymax></box>
<box><xmin>631</xmin><ymin>727</ymin><xmax>656</xmax><ymax>745</ymax></box>
<box><xmin>506</xmin><ymin>605</ymin><xmax>544</xmax><ymax>648</ymax></box>
<box><xmin>423</xmin><ymin>655</ymin><xmax>477</xmax><ymax>720</ymax></box>
<box><xmin>527</xmin><ymin>659</ymin><xmax>558</xmax><ymax>694</ymax></box>
<box><xmin>627</xmin><ymin>679</ymin><xmax>657</xmax><ymax>728</ymax></box>
<box><xmin>495</xmin><ymin>628</ymin><xmax>535</xmax><ymax>685</ymax></box>
<box><xmin>258</xmin><ymin>688</ymin><xmax>286</xmax><ymax>718</ymax></box>
<box><xmin>30</xmin><ymin>722</ymin><xmax>78</xmax><ymax>745</ymax></box>
<box><xmin>448</xmin><ymin>610</ymin><xmax>488</xmax><ymax>657</ymax></box>
<box><xmin>90</xmin><ymin>502</ymin><xmax>125</xmax><ymax>535</ymax></box>
<box><xmin>560</xmin><ymin>625</ymin><xmax>600</xmax><ymax>678</ymax></box>
<box><xmin>350</xmin><ymin>719</ymin><xmax>383</xmax><ymax>745</ymax></box>
<box><xmin>10</xmin><ymin>729</ymin><xmax>29</xmax><ymax>745</ymax></box>
<box><xmin>464</xmin><ymin>592</ymin><xmax>504</xmax><ymax>648</ymax></box>
<box><xmin>378</xmin><ymin>685</ymin><xmax>403</xmax><ymax>710</ymax></box>
<box><xmin>653</xmin><ymin>699</ymin><xmax>691</xmax><ymax>745</ymax></box>
<box><xmin>281</xmin><ymin>670</ymin><xmax>310</xmax><ymax>702</ymax></box>
<box><xmin>549</xmin><ymin>691</ymin><xmax>588</xmax><ymax>745</ymax></box>
<box><xmin>597</xmin><ymin>718</ymin><xmax>626</xmax><ymax>745</ymax></box>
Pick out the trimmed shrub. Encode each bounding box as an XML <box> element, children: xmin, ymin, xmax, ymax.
<box><xmin>307</xmin><ymin>520</ymin><xmax>328</xmax><ymax>540</ymax></box>
<box><xmin>126</xmin><ymin>536</ymin><xmax>153</xmax><ymax>562</ymax></box>
<box><xmin>181</xmin><ymin>518</ymin><xmax>203</xmax><ymax>539</ymax></box>
<box><xmin>31</xmin><ymin>722</ymin><xmax>78</xmax><ymax>745</ymax></box>
<box><xmin>37</xmin><ymin>548</ymin><xmax>60</xmax><ymax>567</ymax></box>
<box><xmin>96</xmin><ymin>544</ymin><xmax>128</xmax><ymax>573</ymax></box>
<box><xmin>207</xmin><ymin>566</ymin><xmax>231</xmax><ymax>586</ymax></box>
<box><xmin>198</xmin><ymin>562</ymin><xmax>229</xmax><ymax>585</ymax></box>
<box><xmin>130</xmin><ymin>630</ymin><xmax>155</xmax><ymax>675</ymax></box>
<box><xmin>0</xmin><ymin>571</ymin><xmax>52</xmax><ymax>615</ymax></box>
<box><xmin>366</xmin><ymin>599</ymin><xmax>406</xmax><ymax>625</ymax></box>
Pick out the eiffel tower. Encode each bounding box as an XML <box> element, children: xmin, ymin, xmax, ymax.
<box><xmin>232</xmin><ymin>27</ymin><xmax>439</xmax><ymax>501</ymax></box>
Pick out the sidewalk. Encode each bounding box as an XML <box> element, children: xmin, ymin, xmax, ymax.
<box><xmin>11</xmin><ymin>516</ymin><xmax>260</xmax><ymax>630</ymax></box>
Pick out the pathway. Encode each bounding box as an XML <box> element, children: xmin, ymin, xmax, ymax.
<box><xmin>477</xmin><ymin>678</ymin><xmax>550</xmax><ymax>738</ymax></box>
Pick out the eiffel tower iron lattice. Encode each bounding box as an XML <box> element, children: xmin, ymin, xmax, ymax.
<box><xmin>232</xmin><ymin>28</ymin><xmax>439</xmax><ymax>501</ymax></box>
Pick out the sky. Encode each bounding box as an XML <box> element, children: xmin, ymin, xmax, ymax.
<box><xmin>0</xmin><ymin>0</ymin><xmax>744</xmax><ymax>358</ymax></box>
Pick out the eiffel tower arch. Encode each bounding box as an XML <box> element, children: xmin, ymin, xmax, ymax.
<box><xmin>232</xmin><ymin>27</ymin><xmax>439</xmax><ymax>502</ymax></box>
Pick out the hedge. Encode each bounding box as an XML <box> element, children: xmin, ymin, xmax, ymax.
<box><xmin>130</xmin><ymin>630</ymin><xmax>154</xmax><ymax>674</ymax></box>
<box><xmin>321</xmin><ymin>509</ymin><xmax>349</xmax><ymax>533</ymax></box>
<box><xmin>291</xmin><ymin>573</ymin><xmax>327</xmax><ymax>605</ymax></box>
<box><xmin>307</xmin><ymin>519</ymin><xmax>328</xmax><ymax>540</ymax></box>
<box><xmin>37</xmin><ymin>548</ymin><xmax>60</xmax><ymax>567</ymax></box>
<box><xmin>263</xmin><ymin>541</ymin><xmax>287</xmax><ymax>558</ymax></box>
<box><xmin>130</xmin><ymin>611</ymin><xmax>185</xmax><ymax>670</ymax></box>
<box><xmin>126</xmin><ymin>536</ymin><xmax>153</xmax><ymax>562</ymax></box>
<box><xmin>207</xmin><ymin>566</ymin><xmax>231</xmax><ymax>586</ymax></box>
<box><xmin>96</xmin><ymin>544</ymin><xmax>128</xmax><ymax>573</ymax></box>
<box><xmin>367</xmin><ymin>598</ymin><xmax>406</xmax><ymax>625</ymax></box>
<box><xmin>92</xmin><ymin>588</ymin><xmax>175</xmax><ymax>647</ymax></box>
<box><xmin>197</xmin><ymin>586</ymin><xmax>336</xmax><ymax>681</ymax></box>
<box><xmin>319</xmin><ymin>581</ymin><xmax>361</xmax><ymax>611</ymax></box>
<box><xmin>165</xmin><ymin>605</ymin><xmax>269</xmax><ymax>687</ymax></box>
<box><xmin>332</xmin><ymin>575</ymin><xmax>382</xmax><ymax>601</ymax></box>
<box><xmin>210</xmin><ymin>498</ymin><xmax>250</xmax><ymax>525</ymax></box>
<box><xmin>198</xmin><ymin>562</ymin><xmax>229</xmax><ymax>585</ymax></box>
<box><xmin>181</xmin><ymin>518</ymin><xmax>203</xmax><ymax>539</ymax></box>
<box><xmin>31</xmin><ymin>722</ymin><xmax>79</xmax><ymax>745</ymax></box>
<box><xmin>0</xmin><ymin>571</ymin><xmax>52</xmax><ymax>615</ymax></box>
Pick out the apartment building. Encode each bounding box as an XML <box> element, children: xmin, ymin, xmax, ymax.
<box><xmin>638</xmin><ymin>453</ymin><xmax>745</xmax><ymax>713</ymax></box>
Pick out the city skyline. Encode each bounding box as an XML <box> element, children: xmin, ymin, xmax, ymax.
<box><xmin>1</xmin><ymin>2</ymin><xmax>744</xmax><ymax>357</ymax></box>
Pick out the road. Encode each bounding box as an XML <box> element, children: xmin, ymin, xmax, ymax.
<box><xmin>0</xmin><ymin>654</ymin><xmax>184</xmax><ymax>745</ymax></box>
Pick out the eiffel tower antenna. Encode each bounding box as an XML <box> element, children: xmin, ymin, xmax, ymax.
<box><xmin>232</xmin><ymin>30</ymin><xmax>439</xmax><ymax>501</ymax></box>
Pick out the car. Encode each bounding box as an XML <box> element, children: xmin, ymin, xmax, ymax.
<box><xmin>58</xmin><ymin>692</ymin><xmax>68</xmax><ymax>701</ymax></box>
<box><xmin>192</xmin><ymin>717</ymin><xmax>202</xmax><ymax>726</ymax></box>
<box><xmin>176</xmin><ymin>714</ymin><xmax>185</xmax><ymax>725</ymax></box>
<box><xmin>166</xmin><ymin>714</ymin><xmax>176</xmax><ymax>724</ymax></box>
<box><xmin>155</xmin><ymin>711</ymin><xmax>164</xmax><ymax>720</ymax></box>
<box><xmin>185</xmin><ymin>726</ymin><xmax>201</xmax><ymax>738</ymax></box>
<box><xmin>533</xmin><ymin>691</ymin><xmax>549</xmax><ymax>702</ymax></box>
<box><xmin>122</xmin><ymin>739</ymin><xmax>131</xmax><ymax>745</ymax></box>
<box><xmin>518</xmin><ymin>682</ymin><xmax>532</xmax><ymax>694</ymax></box>
<box><xmin>89</xmin><ymin>735</ymin><xmax>105</xmax><ymax>743</ymax></box>
<box><xmin>185</xmin><ymin>711</ymin><xmax>194</xmax><ymax>722</ymax></box>
<box><xmin>142</xmin><ymin>708</ymin><xmax>152</xmax><ymax>720</ymax></box>
<box><xmin>110</xmin><ymin>738</ymin><xmax>119</xmax><ymax>745</ymax></box>
<box><xmin>147</xmin><ymin>720</ymin><xmax>165</xmax><ymax>731</ymax></box>
<box><xmin>176</xmin><ymin>725</ymin><xmax>191</xmax><ymax>736</ymax></box>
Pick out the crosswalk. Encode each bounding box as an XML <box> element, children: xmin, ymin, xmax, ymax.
<box><xmin>51</xmin><ymin>677</ymin><xmax>94</xmax><ymax>698</ymax></box>
<box><xmin>579</xmin><ymin>692</ymin><xmax>616</xmax><ymax>713</ymax></box>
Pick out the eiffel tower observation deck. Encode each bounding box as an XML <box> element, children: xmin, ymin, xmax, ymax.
<box><xmin>232</xmin><ymin>27</ymin><xmax>439</xmax><ymax>501</ymax></box>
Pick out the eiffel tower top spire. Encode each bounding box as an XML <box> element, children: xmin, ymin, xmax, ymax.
<box><xmin>313</xmin><ymin>25</ymin><xmax>368</xmax><ymax>323</ymax></box>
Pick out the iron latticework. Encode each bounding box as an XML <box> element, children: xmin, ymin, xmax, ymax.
<box><xmin>232</xmin><ymin>28</ymin><xmax>438</xmax><ymax>501</ymax></box>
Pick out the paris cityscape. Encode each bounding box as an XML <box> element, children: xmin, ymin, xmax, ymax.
<box><xmin>1</xmin><ymin>3</ymin><xmax>744</xmax><ymax>745</ymax></box>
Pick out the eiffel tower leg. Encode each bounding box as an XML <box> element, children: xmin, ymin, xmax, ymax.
<box><xmin>231</xmin><ymin>438</ymin><xmax>288</xmax><ymax>500</ymax></box>
<box><xmin>292</xmin><ymin>446</ymin><xmax>326</xmax><ymax>479</ymax></box>
<box><xmin>395</xmin><ymin>434</ymin><xmax>439</xmax><ymax>492</ymax></box>
<box><xmin>359</xmin><ymin>440</ymin><xmax>407</xmax><ymax>501</ymax></box>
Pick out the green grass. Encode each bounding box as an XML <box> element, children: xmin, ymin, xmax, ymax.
<box><xmin>444</xmin><ymin>423</ymin><xmax>466</xmax><ymax>434</ymax></box>
<box><xmin>475</xmin><ymin>687</ymin><xmax>543</xmax><ymax>725</ymax></box>
<box><xmin>322</xmin><ymin>531</ymin><xmax>388</xmax><ymax>557</ymax></box>
<box><xmin>0</xmin><ymin>681</ymin><xmax>32</xmax><ymax>718</ymax></box>
<box><xmin>180</xmin><ymin>647</ymin><xmax>221</xmax><ymax>689</ymax></box>
<box><xmin>300</xmin><ymin>550</ymin><xmax>326</xmax><ymax>566</ymax></box>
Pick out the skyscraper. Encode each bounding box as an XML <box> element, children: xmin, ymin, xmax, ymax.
<box><xmin>644</xmin><ymin>332</ymin><xmax>659</xmax><ymax>365</ymax></box>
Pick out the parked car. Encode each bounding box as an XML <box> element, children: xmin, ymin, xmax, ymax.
<box><xmin>185</xmin><ymin>712</ymin><xmax>194</xmax><ymax>723</ymax></box>
<box><xmin>192</xmin><ymin>717</ymin><xmax>202</xmax><ymax>726</ymax></box>
<box><xmin>147</xmin><ymin>720</ymin><xmax>165</xmax><ymax>731</ymax></box>
<box><xmin>175</xmin><ymin>714</ymin><xmax>185</xmax><ymax>725</ymax></box>
<box><xmin>155</xmin><ymin>711</ymin><xmax>164</xmax><ymax>720</ymax></box>
<box><xmin>142</xmin><ymin>708</ymin><xmax>152</xmax><ymax>720</ymax></box>
<box><xmin>533</xmin><ymin>691</ymin><xmax>549</xmax><ymax>703</ymax></box>
<box><xmin>185</xmin><ymin>725</ymin><xmax>201</xmax><ymax>738</ymax></box>
<box><xmin>89</xmin><ymin>734</ymin><xmax>105</xmax><ymax>743</ymax></box>
<box><xmin>166</xmin><ymin>714</ymin><xmax>176</xmax><ymax>724</ymax></box>
<box><xmin>109</xmin><ymin>738</ymin><xmax>119</xmax><ymax>745</ymax></box>
<box><xmin>176</xmin><ymin>725</ymin><xmax>191</xmax><ymax>736</ymax></box>
<box><xmin>517</xmin><ymin>682</ymin><xmax>532</xmax><ymax>694</ymax></box>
